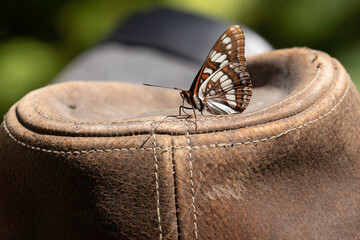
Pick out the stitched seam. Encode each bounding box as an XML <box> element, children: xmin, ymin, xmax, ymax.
<box><xmin>186</xmin><ymin>121</ymin><xmax>198</xmax><ymax>239</ymax></box>
<box><xmin>243</xmin><ymin>63</ymin><xmax>321</xmax><ymax>116</ymax></box>
<box><xmin>32</xmin><ymin>56</ymin><xmax>321</xmax><ymax>125</ymax></box>
<box><xmin>28</xmin><ymin>65</ymin><xmax>323</xmax><ymax>137</ymax></box>
<box><xmin>3</xmin><ymin>78</ymin><xmax>349</xmax><ymax>154</ymax></box>
<box><xmin>171</xmin><ymin>137</ymin><xmax>181</xmax><ymax>239</ymax></box>
<box><xmin>152</xmin><ymin>123</ymin><xmax>163</xmax><ymax>240</ymax></box>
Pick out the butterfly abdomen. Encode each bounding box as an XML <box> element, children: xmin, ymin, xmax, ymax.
<box><xmin>191</xmin><ymin>94</ymin><xmax>204</xmax><ymax>112</ymax></box>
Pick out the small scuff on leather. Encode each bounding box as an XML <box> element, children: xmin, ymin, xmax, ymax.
<box><xmin>68</xmin><ymin>104</ymin><xmax>77</xmax><ymax>109</ymax></box>
<box><xmin>204</xmin><ymin>183</ymin><xmax>245</xmax><ymax>201</ymax></box>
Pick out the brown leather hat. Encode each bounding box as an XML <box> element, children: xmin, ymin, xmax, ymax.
<box><xmin>1</xmin><ymin>48</ymin><xmax>359</xmax><ymax>239</ymax></box>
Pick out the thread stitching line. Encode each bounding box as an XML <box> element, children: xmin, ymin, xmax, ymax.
<box><xmin>170</xmin><ymin>138</ymin><xmax>181</xmax><ymax>239</ymax></box>
<box><xmin>152</xmin><ymin>123</ymin><xmax>163</xmax><ymax>240</ymax></box>
<box><xmin>245</xmin><ymin>63</ymin><xmax>321</xmax><ymax>116</ymax></box>
<box><xmin>186</xmin><ymin>121</ymin><xmax>198</xmax><ymax>239</ymax></box>
<box><xmin>31</xmin><ymin>56</ymin><xmax>321</xmax><ymax>125</ymax></box>
<box><xmin>2</xmin><ymin>78</ymin><xmax>349</xmax><ymax>154</ymax></box>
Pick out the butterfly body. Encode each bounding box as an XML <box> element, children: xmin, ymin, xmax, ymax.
<box><xmin>180</xmin><ymin>90</ymin><xmax>204</xmax><ymax>112</ymax></box>
<box><xmin>179</xmin><ymin>25</ymin><xmax>252</xmax><ymax>115</ymax></box>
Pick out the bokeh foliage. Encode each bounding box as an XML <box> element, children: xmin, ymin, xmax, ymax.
<box><xmin>0</xmin><ymin>0</ymin><xmax>359</xmax><ymax>116</ymax></box>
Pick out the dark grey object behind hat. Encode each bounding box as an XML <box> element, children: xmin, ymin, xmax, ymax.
<box><xmin>53</xmin><ymin>8</ymin><xmax>272</xmax><ymax>89</ymax></box>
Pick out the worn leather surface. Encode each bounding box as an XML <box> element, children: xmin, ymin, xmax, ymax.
<box><xmin>0</xmin><ymin>48</ymin><xmax>359</xmax><ymax>239</ymax></box>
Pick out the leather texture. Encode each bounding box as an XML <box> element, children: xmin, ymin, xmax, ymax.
<box><xmin>0</xmin><ymin>48</ymin><xmax>359</xmax><ymax>239</ymax></box>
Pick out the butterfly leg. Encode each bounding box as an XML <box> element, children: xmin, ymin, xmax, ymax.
<box><xmin>179</xmin><ymin>105</ymin><xmax>193</xmax><ymax>116</ymax></box>
<box><xmin>179</xmin><ymin>99</ymin><xmax>185</xmax><ymax>116</ymax></box>
<box><xmin>192</xmin><ymin>107</ymin><xmax>198</xmax><ymax>130</ymax></box>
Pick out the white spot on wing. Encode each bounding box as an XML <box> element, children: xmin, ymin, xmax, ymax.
<box><xmin>215</xmin><ymin>54</ymin><xmax>226</xmax><ymax>63</ymax></box>
<box><xmin>220</xmin><ymin>60</ymin><xmax>228</xmax><ymax>68</ymax></box>
<box><xmin>226</xmin><ymin>44</ymin><xmax>232</xmax><ymax>50</ymax></box>
<box><xmin>210</xmin><ymin>51</ymin><xmax>217</xmax><ymax>58</ymax></box>
<box><xmin>227</xmin><ymin>89</ymin><xmax>235</xmax><ymax>95</ymax></box>
<box><xmin>221</xmin><ymin>79</ymin><xmax>232</xmax><ymax>87</ymax></box>
<box><xmin>226</xmin><ymin>90</ymin><xmax>236</xmax><ymax>108</ymax></box>
<box><xmin>211</xmin><ymin>52</ymin><xmax>221</xmax><ymax>61</ymax></box>
<box><xmin>204</xmin><ymin>67</ymin><xmax>213</xmax><ymax>74</ymax></box>
<box><xmin>207</xmin><ymin>101</ymin><xmax>237</xmax><ymax>114</ymax></box>
<box><xmin>212</xmin><ymin>71</ymin><xmax>224</xmax><ymax>81</ymax></box>
<box><xmin>220</xmin><ymin>75</ymin><xmax>228</xmax><ymax>82</ymax></box>
<box><xmin>221</xmin><ymin>34</ymin><xmax>227</xmax><ymax>40</ymax></box>
<box><xmin>223</xmin><ymin>37</ymin><xmax>231</xmax><ymax>44</ymax></box>
<box><xmin>244</xmin><ymin>87</ymin><xmax>251</xmax><ymax>91</ymax></box>
<box><xmin>220</xmin><ymin>79</ymin><xmax>231</xmax><ymax>89</ymax></box>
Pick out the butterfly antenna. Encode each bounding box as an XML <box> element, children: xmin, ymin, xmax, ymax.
<box><xmin>143</xmin><ymin>83</ymin><xmax>185</xmax><ymax>91</ymax></box>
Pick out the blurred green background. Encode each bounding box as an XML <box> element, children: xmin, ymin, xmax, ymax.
<box><xmin>1</xmin><ymin>0</ymin><xmax>359</xmax><ymax>116</ymax></box>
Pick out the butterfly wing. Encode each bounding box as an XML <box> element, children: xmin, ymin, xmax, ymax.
<box><xmin>193</xmin><ymin>25</ymin><xmax>252</xmax><ymax>114</ymax></box>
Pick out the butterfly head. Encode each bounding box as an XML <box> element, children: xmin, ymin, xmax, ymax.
<box><xmin>180</xmin><ymin>90</ymin><xmax>191</xmax><ymax>105</ymax></box>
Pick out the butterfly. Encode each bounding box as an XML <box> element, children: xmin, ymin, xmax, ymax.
<box><xmin>144</xmin><ymin>25</ymin><xmax>252</xmax><ymax>118</ymax></box>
